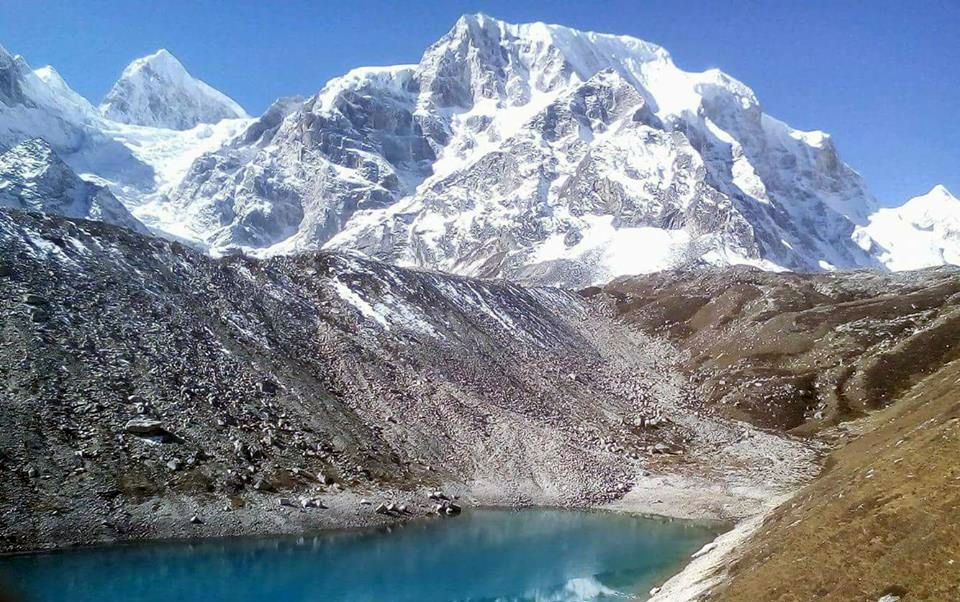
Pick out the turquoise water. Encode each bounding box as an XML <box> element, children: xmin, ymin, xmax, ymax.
<box><xmin>0</xmin><ymin>509</ymin><xmax>716</xmax><ymax>602</ymax></box>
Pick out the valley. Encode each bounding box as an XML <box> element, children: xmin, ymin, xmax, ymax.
<box><xmin>0</xmin><ymin>11</ymin><xmax>957</xmax><ymax>601</ymax></box>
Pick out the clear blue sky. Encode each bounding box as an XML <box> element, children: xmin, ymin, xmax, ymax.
<box><xmin>0</xmin><ymin>0</ymin><xmax>956</xmax><ymax>204</ymax></box>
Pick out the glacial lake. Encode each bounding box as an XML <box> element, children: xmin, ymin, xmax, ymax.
<box><xmin>0</xmin><ymin>509</ymin><xmax>717</xmax><ymax>602</ymax></box>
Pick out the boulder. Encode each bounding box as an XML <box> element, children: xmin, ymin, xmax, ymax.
<box><xmin>124</xmin><ymin>418</ymin><xmax>179</xmax><ymax>443</ymax></box>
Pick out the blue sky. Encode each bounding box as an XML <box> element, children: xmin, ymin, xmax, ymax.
<box><xmin>0</xmin><ymin>0</ymin><xmax>956</xmax><ymax>204</ymax></box>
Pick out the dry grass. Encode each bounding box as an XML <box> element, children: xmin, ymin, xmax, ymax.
<box><xmin>709</xmin><ymin>359</ymin><xmax>960</xmax><ymax>601</ymax></box>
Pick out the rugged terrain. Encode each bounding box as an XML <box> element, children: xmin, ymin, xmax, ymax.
<box><xmin>592</xmin><ymin>267</ymin><xmax>960</xmax><ymax>600</ymax></box>
<box><xmin>0</xmin><ymin>138</ymin><xmax>147</xmax><ymax>234</ymax></box>
<box><xmin>2</xmin><ymin>209</ymin><xmax>959</xmax><ymax>595</ymax></box>
<box><xmin>0</xmin><ymin>208</ymin><xmax>815</xmax><ymax>553</ymax></box>
<box><xmin>594</xmin><ymin>266</ymin><xmax>960</xmax><ymax>432</ymax></box>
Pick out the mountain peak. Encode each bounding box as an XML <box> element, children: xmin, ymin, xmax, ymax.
<box><xmin>928</xmin><ymin>184</ymin><xmax>955</xmax><ymax>199</ymax></box>
<box><xmin>122</xmin><ymin>48</ymin><xmax>184</xmax><ymax>79</ymax></box>
<box><xmin>99</xmin><ymin>49</ymin><xmax>248</xmax><ymax>130</ymax></box>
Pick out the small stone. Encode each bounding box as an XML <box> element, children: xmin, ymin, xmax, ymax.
<box><xmin>253</xmin><ymin>478</ymin><xmax>275</xmax><ymax>492</ymax></box>
<box><xmin>277</xmin><ymin>497</ymin><xmax>296</xmax><ymax>508</ymax></box>
<box><xmin>189</xmin><ymin>515</ymin><xmax>202</xmax><ymax>524</ymax></box>
<box><xmin>23</xmin><ymin>293</ymin><xmax>48</xmax><ymax>306</ymax></box>
<box><xmin>166</xmin><ymin>458</ymin><xmax>182</xmax><ymax>471</ymax></box>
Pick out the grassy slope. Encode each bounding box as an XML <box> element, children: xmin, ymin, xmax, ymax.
<box><xmin>710</xmin><ymin>357</ymin><xmax>960</xmax><ymax>601</ymax></box>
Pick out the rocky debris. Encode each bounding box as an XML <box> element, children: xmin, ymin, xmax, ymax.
<box><xmin>252</xmin><ymin>479</ymin><xmax>275</xmax><ymax>493</ymax></box>
<box><xmin>22</xmin><ymin>293</ymin><xmax>48</xmax><ymax>306</ymax></box>
<box><xmin>189</xmin><ymin>515</ymin><xmax>202</xmax><ymax>524</ymax></box>
<box><xmin>435</xmin><ymin>501</ymin><xmax>462</xmax><ymax>516</ymax></box>
<box><xmin>597</xmin><ymin>266</ymin><xmax>960</xmax><ymax>431</ymax></box>
<box><xmin>5</xmin><ymin>208</ymin><xmax>937</xmax><ymax>554</ymax></box>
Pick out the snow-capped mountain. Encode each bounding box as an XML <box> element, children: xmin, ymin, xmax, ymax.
<box><xmin>0</xmin><ymin>17</ymin><xmax>955</xmax><ymax>285</ymax></box>
<box><xmin>858</xmin><ymin>185</ymin><xmax>960</xmax><ymax>271</ymax></box>
<box><xmin>166</xmin><ymin>14</ymin><xmax>883</xmax><ymax>284</ymax></box>
<box><xmin>0</xmin><ymin>43</ymin><xmax>153</xmax><ymax>190</ymax></box>
<box><xmin>0</xmin><ymin>138</ymin><xmax>147</xmax><ymax>233</ymax></box>
<box><xmin>99</xmin><ymin>49</ymin><xmax>248</xmax><ymax>131</ymax></box>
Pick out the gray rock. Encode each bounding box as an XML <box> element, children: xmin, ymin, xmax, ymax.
<box><xmin>124</xmin><ymin>418</ymin><xmax>178</xmax><ymax>443</ymax></box>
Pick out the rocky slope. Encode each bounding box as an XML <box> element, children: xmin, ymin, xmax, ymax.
<box><xmin>0</xmin><ymin>208</ymin><xmax>816</xmax><ymax>552</ymax></box>
<box><xmin>592</xmin><ymin>265</ymin><xmax>960</xmax><ymax>431</ymax></box>
<box><xmin>99</xmin><ymin>49</ymin><xmax>248</xmax><ymax>131</ymax></box>
<box><xmin>5</xmin><ymin>207</ymin><xmax>960</xmax><ymax>560</ymax></box>
<box><xmin>588</xmin><ymin>266</ymin><xmax>960</xmax><ymax>601</ymax></box>
<box><xmin>0</xmin><ymin>138</ymin><xmax>147</xmax><ymax>233</ymax></box>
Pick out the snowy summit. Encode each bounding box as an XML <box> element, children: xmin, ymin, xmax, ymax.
<box><xmin>99</xmin><ymin>49</ymin><xmax>248</xmax><ymax>131</ymax></box>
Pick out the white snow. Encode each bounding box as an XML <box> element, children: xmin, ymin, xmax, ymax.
<box><xmin>859</xmin><ymin>185</ymin><xmax>960</xmax><ymax>270</ymax></box>
<box><xmin>99</xmin><ymin>49</ymin><xmax>248</xmax><ymax>130</ymax></box>
<box><xmin>0</xmin><ymin>17</ymin><xmax>955</xmax><ymax>284</ymax></box>
<box><xmin>331</xmin><ymin>279</ymin><xmax>390</xmax><ymax>329</ymax></box>
<box><xmin>104</xmin><ymin>117</ymin><xmax>252</xmax><ymax>197</ymax></box>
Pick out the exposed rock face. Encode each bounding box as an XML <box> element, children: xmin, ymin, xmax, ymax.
<box><xmin>0</xmin><ymin>138</ymin><xmax>148</xmax><ymax>233</ymax></box>
<box><xmin>0</xmin><ymin>22</ymin><xmax>955</xmax><ymax>284</ymax></box>
<box><xmin>168</xmin><ymin>14</ymin><xmax>881</xmax><ymax>285</ymax></box>
<box><xmin>99</xmin><ymin>49</ymin><xmax>248</xmax><ymax>130</ymax></box>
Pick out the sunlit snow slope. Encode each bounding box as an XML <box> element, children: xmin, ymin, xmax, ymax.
<box><xmin>0</xmin><ymin>17</ymin><xmax>956</xmax><ymax>285</ymax></box>
<box><xmin>167</xmin><ymin>14</ymin><xmax>908</xmax><ymax>285</ymax></box>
